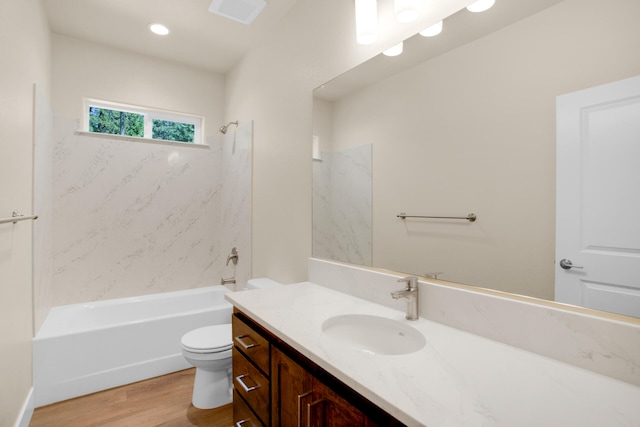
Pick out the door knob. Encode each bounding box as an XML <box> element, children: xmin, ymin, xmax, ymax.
<box><xmin>559</xmin><ymin>259</ymin><xmax>583</xmax><ymax>270</ymax></box>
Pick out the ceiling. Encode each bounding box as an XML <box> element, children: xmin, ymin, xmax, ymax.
<box><xmin>42</xmin><ymin>0</ymin><xmax>299</xmax><ymax>74</ymax></box>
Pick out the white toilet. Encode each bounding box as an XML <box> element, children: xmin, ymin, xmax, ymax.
<box><xmin>181</xmin><ymin>324</ymin><xmax>233</xmax><ymax>409</ymax></box>
<box><xmin>180</xmin><ymin>278</ymin><xmax>281</xmax><ymax>409</ymax></box>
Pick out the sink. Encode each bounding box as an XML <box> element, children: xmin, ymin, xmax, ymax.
<box><xmin>321</xmin><ymin>314</ymin><xmax>426</xmax><ymax>355</ymax></box>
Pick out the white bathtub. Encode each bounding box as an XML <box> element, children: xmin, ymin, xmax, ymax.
<box><xmin>33</xmin><ymin>285</ymin><xmax>232</xmax><ymax>407</ymax></box>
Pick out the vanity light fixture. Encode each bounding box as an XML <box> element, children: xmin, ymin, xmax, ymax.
<box><xmin>419</xmin><ymin>20</ymin><xmax>443</xmax><ymax>37</ymax></box>
<box><xmin>355</xmin><ymin>0</ymin><xmax>378</xmax><ymax>45</ymax></box>
<box><xmin>148</xmin><ymin>23</ymin><xmax>170</xmax><ymax>36</ymax></box>
<box><xmin>466</xmin><ymin>0</ymin><xmax>496</xmax><ymax>13</ymax></box>
<box><xmin>383</xmin><ymin>42</ymin><xmax>403</xmax><ymax>57</ymax></box>
<box><xmin>394</xmin><ymin>0</ymin><xmax>419</xmax><ymax>23</ymax></box>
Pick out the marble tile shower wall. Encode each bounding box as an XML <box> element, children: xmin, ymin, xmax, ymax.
<box><xmin>312</xmin><ymin>144</ymin><xmax>372</xmax><ymax>266</ymax></box>
<box><xmin>221</xmin><ymin>121</ymin><xmax>252</xmax><ymax>290</ymax></box>
<box><xmin>47</xmin><ymin>116</ymin><xmax>249</xmax><ymax>310</ymax></box>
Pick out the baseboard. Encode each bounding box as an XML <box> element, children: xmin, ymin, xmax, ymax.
<box><xmin>14</xmin><ymin>387</ymin><xmax>34</xmax><ymax>427</ymax></box>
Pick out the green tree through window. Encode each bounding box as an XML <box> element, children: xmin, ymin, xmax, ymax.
<box><xmin>89</xmin><ymin>107</ymin><xmax>144</xmax><ymax>137</ymax></box>
<box><xmin>152</xmin><ymin>120</ymin><xmax>195</xmax><ymax>143</ymax></box>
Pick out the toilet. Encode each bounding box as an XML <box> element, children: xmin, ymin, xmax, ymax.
<box><xmin>181</xmin><ymin>324</ymin><xmax>233</xmax><ymax>409</ymax></box>
<box><xmin>180</xmin><ymin>278</ymin><xmax>281</xmax><ymax>409</ymax></box>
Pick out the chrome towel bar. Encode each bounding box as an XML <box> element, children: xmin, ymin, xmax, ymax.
<box><xmin>0</xmin><ymin>211</ymin><xmax>39</xmax><ymax>225</ymax></box>
<box><xmin>397</xmin><ymin>212</ymin><xmax>477</xmax><ymax>222</ymax></box>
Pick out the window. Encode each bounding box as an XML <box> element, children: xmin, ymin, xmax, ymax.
<box><xmin>84</xmin><ymin>99</ymin><xmax>204</xmax><ymax>145</ymax></box>
<box><xmin>89</xmin><ymin>107</ymin><xmax>144</xmax><ymax>137</ymax></box>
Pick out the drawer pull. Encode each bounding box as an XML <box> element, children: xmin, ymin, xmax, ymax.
<box><xmin>297</xmin><ymin>391</ymin><xmax>312</xmax><ymax>427</ymax></box>
<box><xmin>236</xmin><ymin>374</ymin><xmax>260</xmax><ymax>392</ymax></box>
<box><xmin>236</xmin><ymin>420</ymin><xmax>250</xmax><ymax>427</ymax></box>
<box><xmin>235</xmin><ymin>334</ymin><xmax>258</xmax><ymax>350</ymax></box>
<box><xmin>307</xmin><ymin>398</ymin><xmax>325</xmax><ymax>427</ymax></box>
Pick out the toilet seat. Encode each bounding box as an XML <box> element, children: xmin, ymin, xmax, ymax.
<box><xmin>181</xmin><ymin>324</ymin><xmax>232</xmax><ymax>354</ymax></box>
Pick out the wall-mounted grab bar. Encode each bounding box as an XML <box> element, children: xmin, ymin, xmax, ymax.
<box><xmin>0</xmin><ymin>211</ymin><xmax>39</xmax><ymax>225</ymax></box>
<box><xmin>397</xmin><ymin>212</ymin><xmax>477</xmax><ymax>222</ymax></box>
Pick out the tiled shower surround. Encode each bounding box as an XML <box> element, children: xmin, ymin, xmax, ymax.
<box><xmin>313</xmin><ymin>144</ymin><xmax>372</xmax><ymax>265</ymax></box>
<box><xmin>34</xmin><ymin>116</ymin><xmax>251</xmax><ymax>330</ymax></box>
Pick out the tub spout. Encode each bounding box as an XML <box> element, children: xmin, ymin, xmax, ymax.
<box><xmin>221</xmin><ymin>277</ymin><xmax>236</xmax><ymax>286</ymax></box>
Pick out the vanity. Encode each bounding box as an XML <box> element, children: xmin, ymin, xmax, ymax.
<box><xmin>226</xmin><ymin>259</ymin><xmax>640</xmax><ymax>426</ymax></box>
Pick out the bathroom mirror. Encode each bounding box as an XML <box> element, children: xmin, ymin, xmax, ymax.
<box><xmin>312</xmin><ymin>0</ymin><xmax>640</xmax><ymax>317</ymax></box>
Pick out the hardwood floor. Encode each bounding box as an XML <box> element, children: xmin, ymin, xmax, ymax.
<box><xmin>30</xmin><ymin>369</ymin><xmax>233</xmax><ymax>427</ymax></box>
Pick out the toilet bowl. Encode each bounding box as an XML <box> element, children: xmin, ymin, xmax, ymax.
<box><xmin>180</xmin><ymin>279</ymin><xmax>282</xmax><ymax>409</ymax></box>
<box><xmin>181</xmin><ymin>324</ymin><xmax>233</xmax><ymax>409</ymax></box>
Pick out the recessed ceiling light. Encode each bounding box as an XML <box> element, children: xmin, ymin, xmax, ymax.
<box><xmin>149</xmin><ymin>23</ymin><xmax>170</xmax><ymax>36</ymax></box>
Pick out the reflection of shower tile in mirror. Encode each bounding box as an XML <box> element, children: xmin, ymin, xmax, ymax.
<box><xmin>312</xmin><ymin>152</ymin><xmax>332</xmax><ymax>260</ymax></box>
<box><xmin>313</xmin><ymin>144</ymin><xmax>372</xmax><ymax>266</ymax></box>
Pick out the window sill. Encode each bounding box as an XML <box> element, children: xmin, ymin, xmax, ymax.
<box><xmin>75</xmin><ymin>130</ymin><xmax>210</xmax><ymax>149</ymax></box>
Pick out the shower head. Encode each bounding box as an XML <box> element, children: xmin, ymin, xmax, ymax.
<box><xmin>219</xmin><ymin>120</ymin><xmax>239</xmax><ymax>134</ymax></box>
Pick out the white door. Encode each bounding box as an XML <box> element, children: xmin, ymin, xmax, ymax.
<box><xmin>556</xmin><ymin>76</ymin><xmax>640</xmax><ymax>318</ymax></box>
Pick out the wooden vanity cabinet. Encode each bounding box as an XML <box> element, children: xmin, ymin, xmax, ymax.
<box><xmin>232</xmin><ymin>309</ymin><xmax>405</xmax><ymax>427</ymax></box>
<box><xmin>272</xmin><ymin>347</ymin><xmax>382</xmax><ymax>427</ymax></box>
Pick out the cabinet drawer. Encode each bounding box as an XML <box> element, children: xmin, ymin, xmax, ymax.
<box><xmin>233</xmin><ymin>347</ymin><xmax>270</xmax><ymax>426</ymax></box>
<box><xmin>233</xmin><ymin>390</ymin><xmax>265</xmax><ymax>427</ymax></box>
<box><xmin>233</xmin><ymin>314</ymin><xmax>270</xmax><ymax>374</ymax></box>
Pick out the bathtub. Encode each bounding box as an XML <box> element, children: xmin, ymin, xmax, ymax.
<box><xmin>33</xmin><ymin>285</ymin><xmax>232</xmax><ymax>407</ymax></box>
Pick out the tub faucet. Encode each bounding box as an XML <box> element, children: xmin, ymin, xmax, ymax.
<box><xmin>391</xmin><ymin>276</ymin><xmax>419</xmax><ymax>320</ymax></box>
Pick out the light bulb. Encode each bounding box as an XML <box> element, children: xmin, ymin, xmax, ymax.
<box><xmin>355</xmin><ymin>0</ymin><xmax>378</xmax><ymax>45</ymax></box>
<box><xmin>148</xmin><ymin>23</ymin><xmax>169</xmax><ymax>36</ymax></box>
<box><xmin>466</xmin><ymin>0</ymin><xmax>495</xmax><ymax>13</ymax></box>
<box><xmin>383</xmin><ymin>42</ymin><xmax>403</xmax><ymax>57</ymax></box>
<box><xmin>419</xmin><ymin>20</ymin><xmax>443</xmax><ymax>37</ymax></box>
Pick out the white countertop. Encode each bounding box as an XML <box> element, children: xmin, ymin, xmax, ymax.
<box><xmin>226</xmin><ymin>282</ymin><xmax>640</xmax><ymax>427</ymax></box>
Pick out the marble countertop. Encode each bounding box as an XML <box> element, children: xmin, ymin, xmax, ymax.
<box><xmin>225</xmin><ymin>282</ymin><xmax>640</xmax><ymax>427</ymax></box>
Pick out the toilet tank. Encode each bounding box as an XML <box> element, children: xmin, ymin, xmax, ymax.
<box><xmin>246</xmin><ymin>278</ymin><xmax>282</xmax><ymax>290</ymax></box>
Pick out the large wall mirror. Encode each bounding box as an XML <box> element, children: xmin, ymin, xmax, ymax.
<box><xmin>312</xmin><ymin>0</ymin><xmax>640</xmax><ymax>318</ymax></box>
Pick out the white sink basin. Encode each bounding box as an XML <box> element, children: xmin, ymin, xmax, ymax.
<box><xmin>321</xmin><ymin>314</ymin><xmax>426</xmax><ymax>355</ymax></box>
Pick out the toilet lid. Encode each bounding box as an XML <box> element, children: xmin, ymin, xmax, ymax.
<box><xmin>181</xmin><ymin>324</ymin><xmax>232</xmax><ymax>353</ymax></box>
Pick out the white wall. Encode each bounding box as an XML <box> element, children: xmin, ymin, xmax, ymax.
<box><xmin>52</xmin><ymin>34</ymin><xmax>223</xmax><ymax>126</ymax></box>
<box><xmin>226</xmin><ymin>0</ymin><xmax>475</xmax><ymax>283</ymax></box>
<box><xmin>326</xmin><ymin>0</ymin><xmax>640</xmax><ymax>299</ymax></box>
<box><xmin>0</xmin><ymin>0</ymin><xmax>51</xmax><ymax>424</ymax></box>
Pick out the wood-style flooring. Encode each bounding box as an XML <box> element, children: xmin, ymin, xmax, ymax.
<box><xmin>30</xmin><ymin>368</ymin><xmax>233</xmax><ymax>427</ymax></box>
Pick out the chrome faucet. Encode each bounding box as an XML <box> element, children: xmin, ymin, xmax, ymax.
<box><xmin>391</xmin><ymin>276</ymin><xmax>419</xmax><ymax>320</ymax></box>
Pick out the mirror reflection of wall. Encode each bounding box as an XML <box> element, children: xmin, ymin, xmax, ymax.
<box><xmin>312</xmin><ymin>0</ymin><xmax>640</xmax><ymax>304</ymax></box>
